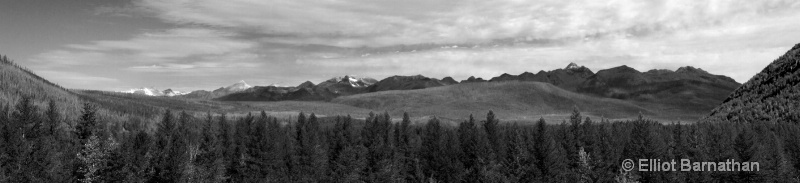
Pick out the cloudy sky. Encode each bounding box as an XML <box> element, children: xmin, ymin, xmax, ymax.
<box><xmin>2</xmin><ymin>0</ymin><xmax>799</xmax><ymax>91</ymax></box>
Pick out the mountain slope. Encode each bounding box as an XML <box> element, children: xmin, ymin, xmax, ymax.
<box><xmin>576</xmin><ymin>65</ymin><xmax>740</xmax><ymax>115</ymax></box>
<box><xmin>706</xmin><ymin>44</ymin><xmax>800</xmax><ymax>123</ymax></box>
<box><xmin>0</xmin><ymin>55</ymin><xmax>83</xmax><ymax>116</ymax></box>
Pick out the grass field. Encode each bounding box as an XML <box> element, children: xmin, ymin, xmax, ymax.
<box><xmin>330</xmin><ymin>81</ymin><xmax>704</xmax><ymax>124</ymax></box>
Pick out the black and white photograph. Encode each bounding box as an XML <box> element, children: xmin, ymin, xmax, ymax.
<box><xmin>1</xmin><ymin>0</ymin><xmax>800</xmax><ymax>182</ymax></box>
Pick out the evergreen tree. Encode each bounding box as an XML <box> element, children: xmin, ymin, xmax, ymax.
<box><xmin>151</xmin><ymin>109</ymin><xmax>183</xmax><ymax>182</ymax></box>
<box><xmin>122</xmin><ymin>130</ymin><xmax>153</xmax><ymax>182</ymax></box>
<box><xmin>329</xmin><ymin>115</ymin><xmax>367</xmax><ymax>182</ymax></box>
<box><xmin>533</xmin><ymin>117</ymin><xmax>568</xmax><ymax>181</ymax></box>
<box><xmin>483</xmin><ymin>110</ymin><xmax>504</xmax><ymax>162</ymax></box>
<box><xmin>75</xmin><ymin>103</ymin><xmax>97</xmax><ymax>143</ymax></box>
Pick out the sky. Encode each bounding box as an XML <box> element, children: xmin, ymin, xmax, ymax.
<box><xmin>2</xmin><ymin>0</ymin><xmax>800</xmax><ymax>92</ymax></box>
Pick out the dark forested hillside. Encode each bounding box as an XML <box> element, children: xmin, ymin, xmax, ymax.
<box><xmin>706</xmin><ymin>44</ymin><xmax>800</xmax><ymax>123</ymax></box>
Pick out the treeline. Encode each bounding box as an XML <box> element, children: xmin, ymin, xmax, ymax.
<box><xmin>2</xmin><ymin>97</ymin><xmax>800</xmax><ymax>182</ymax></box>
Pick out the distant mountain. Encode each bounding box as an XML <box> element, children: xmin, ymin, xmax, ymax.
<box><xmin>576</xmin><ymin>65</ymin><xmax>740</xmax><ymax>116</ymax></box>
<box><xmin>706</xmin><ymin>44</ymin><xmax>800</xmax><ymax>123</ymax></box>
<box><xmin>121</xmin><ymin>87</ymin><xmax>164</xmax><ymax>96</ymax></box>
<box><xmin>312</xmin><ymin>75</ymin><xmax>377</xmax><ymax>99</ymax></box>
<box><xmin>441</xmin><ymin>77</ymin><xmax>459</xmax><ymax>85</ymax></box>
<box><xmin>489</xmin><ymin>62</ymin><xmax>594</xmax><ymax>90</ymax></box>
<box><xmin>216</xmin><ymin>85</ymin><xmax>324</xmax><ymax>101</ymax></box>
<box><xmin>162</xmin><ymin>89</ymin><xmax>186</xmax><ymax>96</ymax></box>
<box><xmin>461</xmin><ymin>76</ymin><xmax>487</xmax><ymax>83</ymax></box>
<box><xmin>218</xmin><ymin>75</ymin><xmax>377</xmax><ymax>101</ymax></box>
<box><xmin>223</xmin><ymin>80</ymin><xmax>253</xmax><ymax>92</ymax></box>
<box><xmin>181</xmin><ymin>80</ymin><xmax>254</xmax><ymax>99</ymax></box>
<box><xmin>578</xmin><ymin>65</ymin><xmax>739</xmax><ymax>98</ymax></box>
<box><xmin>368</xmin><ymin>75</ymin><xmax>456</xmax><ymax>92</ymax></box>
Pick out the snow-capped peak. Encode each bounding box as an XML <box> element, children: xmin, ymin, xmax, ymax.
<box><xmin>327</xmin><ymin>75</ymin><xmax>376</xmax><ymax>87</ymax></box>
<box><xmin>162</xmin><ymin>89</ymin><xmax>186</xmax><ymax>97</ymax></box>
<box><xmin>565</xmin><ymin>62</ymin><xmax>580</xmax><ymax>70</ymax></box>
<box><xmin>225</xmin><ymin>80</ymin><xmax>253</xmax><ymax>92</ymax></box>
<box><xmin>119</xmin><ymin>87</ymin><xmax>187</xmax><ymax>97</ymax></box>
<box><xmin>120</xmin><ymin>87</ymin><xmax>163</xmax><ymax>96</ymax></box>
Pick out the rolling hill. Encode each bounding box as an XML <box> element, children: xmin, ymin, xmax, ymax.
<box><xmin>706</xmin><ymin>43</ymin><xmax>800</xmax><ymax>123</ymax></box>
<box><xmin>330</xmin><ymin>81</ymin><xmax>688</xmax><ymax>123</ymax></box>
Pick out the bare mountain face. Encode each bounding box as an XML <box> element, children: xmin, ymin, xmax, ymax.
<box><xmin>706</xmin><ymin>44</ymin><xmax>800</xmax><ymax>123</ymax></box>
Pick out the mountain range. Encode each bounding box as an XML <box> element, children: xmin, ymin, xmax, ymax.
<box><xmin>120</xmin><ymin>87</ymin><xmax>187</xmax><ymax>97</ymax></box>
<box><xmin>155</xmin><ymin>61</ymin><xmax>738</xmax><ymax>121</ymax></box>
<box><xmin>5</xmin><ymin>43</ymin><xmax>800</xmax><ymax>123</ymax></box>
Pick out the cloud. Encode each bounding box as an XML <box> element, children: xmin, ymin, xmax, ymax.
<box><xmin>297</xmin><ymin>16</ymin><xmax>800</xmax><ymax>83</ymax></box>
<box><xmin>137</xmin><ymin>0</ymin><xmax>800</xmax><ymax>47</ymax></box>
<box><xmin>27</xmin><ymin>28</ymin><xmax>267</xmax><ymax>90</ymax></box>
<box><xmin>31</xmin><ymin>28</ymin><xmax>259</xmax><ymax>68</ymax></box>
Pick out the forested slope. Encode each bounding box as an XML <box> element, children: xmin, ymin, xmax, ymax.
<box><xmin>0</xmin><ymin>55</ymin><xmax>83</xmax><ymax>121</ymax></box>
<box><xmin>706</xmin><ymin>44</ymin><xmax>800</xmax><ymax>123</ymax></box>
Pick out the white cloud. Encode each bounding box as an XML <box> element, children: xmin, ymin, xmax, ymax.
<box><xmin>137</xmin><ymin>0</ymin><xmax>800</xmax><ymax>47</ymax></box>
<box><xmin>31</xmin><ymin>28</ymin><xmax>259</xmax><ymax>67</ymax></box>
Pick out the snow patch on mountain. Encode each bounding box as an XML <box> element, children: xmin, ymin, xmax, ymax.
<box><xmin>120</xmin><ymin>87</ymin><xmax>187</xmax><ymax>96</ymax></box>
<box><xmin>224</xmin><ymin>80</ymin><xmax>253</xmax><ymax>92</ymax></box>
<box><xmin>120</xmin><ymin>87</ymin><xmax>163</xmax><ymax>96</ymax></box>
<box><xmin>326</xmin><ymin>75</ymin><xmax>377</xmax><ymax>87</ymax></box>
<box><xmin>565</xmin><ymin>62</ymin><xmax>580</xmax><ymax>70</ymax></box>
